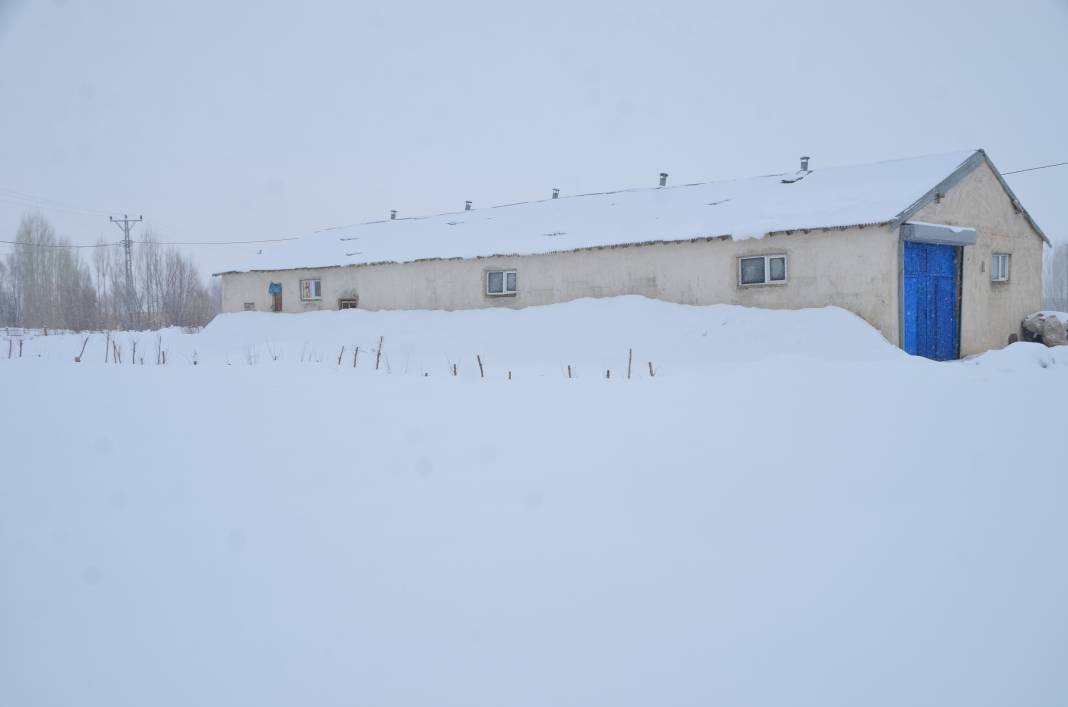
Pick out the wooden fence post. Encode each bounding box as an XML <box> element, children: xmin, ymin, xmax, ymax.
<box><xmin>75</xmin><ymin>336</ymin><xmax>90</xmax><ymax>363</ymax></box>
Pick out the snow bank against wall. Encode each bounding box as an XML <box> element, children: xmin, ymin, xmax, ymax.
<box><xmin>3</xmin><ymin>296</ymin><xmax>906</xmax><ymax>375</ymax></box>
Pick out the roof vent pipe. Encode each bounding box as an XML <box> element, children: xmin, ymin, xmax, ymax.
<box><xmin>552</xmin><ymin>188</ymin><xmax>560</xmax><ymax>199</ymax></box>
<box><xmin>465</xmin><ymin>200</ymin><xmax>472</xmax><ymax>211</ymax></box>
<box><xmin>390</xmin><ymin>209</ymin><xmax>397</xmax><ymax>220</ymax></box>
<box><xmin>659</xmin><ymin>172</ymin><xmax>668</xmax><ymax>187</ymax></box>
<box><xmin>801</xmin><ymin>155</ymin><xmax>810</xmax><ymax>171</ymax></box>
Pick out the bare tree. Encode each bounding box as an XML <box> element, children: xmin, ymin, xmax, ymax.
<box><xmin>1043</xmin><ymin>242</ymin><xmax>1068</xmax><ymax>312</ymax></box>
<box><xmin>2</xmin><ymin>211</ymin><xmax>219</xmax><ymax>330</ymax></box>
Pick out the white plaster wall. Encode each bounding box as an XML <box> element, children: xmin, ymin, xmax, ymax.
<box><xmin>222</xmin><ymin>225</ymin><xmax>902</xmax><ymax>343</ymax></box>
<box><xmin>910</xmin><ymin>161</ymin><xmax>1045</xmax><ymax>356</ymax></box>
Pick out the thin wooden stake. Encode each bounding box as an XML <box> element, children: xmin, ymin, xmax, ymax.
<box><xmin>508</xmin><ymin>371</ymin><xmax>511</xmax><ymax>380</ymax></box>
<box><xmin>19</xmin><ymin>339</ymin><xmax>23</xmax><ymax>358</ymax></box>
<box><xmin>7</xmin><ymin>339</ymin><xmax>12</xmax><ymax>359</ymax></box>
<box><xmin>648</xmin><ymin>361</ymin><xmax>655</xmax><ymax>377</ymax></box>
<box><xmin>567</xmin><ymin>364</ymin><xmax>572</xmax><ymax>379</ymax></box>
<box><xmin>606</xmin><ymin>369</ymin><xmax>611</xmax><ymax>379</ymax></box>
<box><xmin>627</xmin><ymin>348</ymin><xmax>633</xmax><ymax>379</ymax></box>
<box><xmin>452</xmin><ymin>363</ymin><xmax>458</xmax><ymax>377</ymax></box>
<box><xmin>352</xmin><ymin>346</ymin><xmax>359</xmax><ymax>368</ymax></box>
<box><xmin>131</xmin><ymin>340</ymin><xmax>137</xmax><ymax>366</ymax></box>
<box><xmin>105</xmin><ymin>331</ymin><xmax>110</xmax><ymax>363</ymax></box>
<box><xmin>375</xmin><ymin>336</ymin><xmax>384</xmax><ymax>370</ymax></box>
<box><xmin>477</xmin><ymin>354</ymin><xmax>484</xmax><ymax>378</ymax></box>
<box><xmin>337</xmin><ymin>346</ymin><xmax>345</xmax><ymax>366</ymax></box>
<box><xmin>75</xmin><ymin>336</ymin><xmax>90</xmax><ymax>363</ymax></box>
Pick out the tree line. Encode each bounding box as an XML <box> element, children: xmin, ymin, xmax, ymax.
<box><xmin>0</xmin><ymin>212</ymin><xmax>220</xmax><ymax>331</ymax></box>
<box><xmin>1044</xmin><ymin>242</ymin><xmax>1068</xmax><ymax>313</ymax></box>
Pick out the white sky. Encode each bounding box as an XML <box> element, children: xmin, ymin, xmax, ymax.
<box><xmin>1</xmin><ymin>0</ymin><xmax>1065</xmax><ymax>275</ymax></box>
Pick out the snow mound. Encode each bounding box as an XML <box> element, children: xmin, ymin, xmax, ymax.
<box><xmin>7</xmin><ymin>297</ymin><xmax>905</xmax><ymax>374</ymax></box>
<box><xmin>967</xmin><ymin>341</ymin><xmax>1068</xmax><ymax>370</ymax></box>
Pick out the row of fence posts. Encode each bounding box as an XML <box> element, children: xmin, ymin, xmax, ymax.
<box><xmin>331</xmin><ymin>340</ymin><xmax>657</xmax><ymax>379</ymax></box>
<box><xmin>8</xmin><ymin>333</ymin><xmax>659</xmax><ymax>377</ymax></box>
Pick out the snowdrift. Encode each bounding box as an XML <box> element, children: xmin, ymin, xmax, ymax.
<box><xmin>2</xmin><ymin>298</ymin><xmax>1067</xmax><ymax>707</ymax></box>
<box><xmin>5</xmin><ymin>296</ymin><xmax>909</xmax><ymax>375</ymax></box>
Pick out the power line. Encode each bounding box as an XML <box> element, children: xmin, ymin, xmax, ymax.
<box><xmin>0</xmin><ymin>187</ymin><xmax>115</xmax><ymax>216</ymax></box>
<box><xmin>0</xmin><ymin>235</ymin><xmax>298</xmax><ymax>248</ymax></box>
<box><xmin>1001</xmin><ymin>161</ymin><xmax>1068</xmax><ymax>176</ymax></box>
<box><xmin>134</xmin><ymin>236</ymin><xmax>300</xmax><ymax>245</ymax></box>
<box><xmin>0</xmin><ymin>239</ymin><xmax>120</xmax><ymax>248</ymax></box>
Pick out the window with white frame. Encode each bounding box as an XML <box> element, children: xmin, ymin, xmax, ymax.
<box><xmin>991</xmin><ymin>253</ymin><xmax>1010</xmax><ymax>282</ymax></box>
<box><xmin>739</xmin><ymin>254</ymin><xmax>787</xmax><ymax>286</ymax></box>
<box><xmin>486</xmin><ymin>269</ymin><xmax>518</xmax><ymax>296</ymax></box>
<box><xmin>300</xmin><ymin>278</ymin><xmax>322</xmax><ymax>300</ymax></box>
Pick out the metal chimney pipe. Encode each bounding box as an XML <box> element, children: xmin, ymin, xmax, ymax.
<box><xmin>659</xmin><ymin>172</ymin><xmax>668</xmax><ymax>187</ymax></box>
<box><xmin>465</xmin><ymin>200</ymin><xmax>472</xmax><ymax>211</ymax></box>
<box><xmin>801</xmin><ymin>156</ymin><xmax>810</xmax><ymax>171</ymax></box>
<box><xmin>552</xmin><ymin>188</ymin><xmax>560</xmax><ymax>199</ymax></box>
<box><xmin>390</xmin><ymin>209</ymin><xmax>397</xmax><ymax>220</ymax></box>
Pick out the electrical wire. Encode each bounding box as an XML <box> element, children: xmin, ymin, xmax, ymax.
<box><xmin>0</xmin><ymin>188</ymin><xmax>115</xmax><ymax>216</ymax></box>
<box><xmin>1000</xmin><ymin>161</ymin><xmax>1068</xmax><ymax>176</ymax></box>
<box><xmin>134</xmin><ymin>237</ymin><xmax>300</xmax><ymax>246</ymax></box>
<box><xmin>0</xmin><ymin>239</ymin><xmax>120</xmax><ymax>248</ymax></box>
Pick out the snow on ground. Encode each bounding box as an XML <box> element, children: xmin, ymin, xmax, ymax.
<box><xmin>4</xmin><ymin>297</ymin><xmax>909</xmax><ymax>375</ymax></box>
<box><xmin>2</xmin><ymin>297</ymin><xmax>1067</xmax><ymax>707</ymax></box>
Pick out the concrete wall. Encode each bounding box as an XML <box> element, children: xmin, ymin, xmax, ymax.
<box><xmin>909</xmin><ymin>161</ymin><xmax>1045</xmax><ymax>356</ymax></box>
<box><xmin>222</xmin><ymin>224</ymin><xmax>903</xmax><ymax>342</ymax></box>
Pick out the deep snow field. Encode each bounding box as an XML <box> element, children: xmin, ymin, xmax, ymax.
<box><xmin>2</xmin><ymin>297</ymin><xmax>1066</xmax><ymax>707</ymax></box>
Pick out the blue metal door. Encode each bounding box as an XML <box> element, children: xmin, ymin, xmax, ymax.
<box><xmin>903</xmin><ymin>241</ymin><xmax>960</xmax><ymax>360</ymax></box>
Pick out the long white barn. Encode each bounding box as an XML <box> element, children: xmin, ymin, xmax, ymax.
<box><xmin>217</xmin><ymin>150</ymin><xmax>1048</xmax><ymax>359</ymax></box>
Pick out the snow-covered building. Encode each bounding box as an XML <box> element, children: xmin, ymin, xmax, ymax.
<box><xmin>217</xmin><ymin>149</ymin><xmax>1048</xmax><ymax>359</ymax></box>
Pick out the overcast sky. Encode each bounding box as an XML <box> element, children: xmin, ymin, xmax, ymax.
<box><xmin>1</xmin><ymin>0</ymin><xmax>1065</xmax><ymax>275</ymax></box>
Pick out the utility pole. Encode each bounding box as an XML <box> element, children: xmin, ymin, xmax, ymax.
<box><xmin>110</xmin><ymin>213</ymin><xmax>143</xmax><ymax>327</ymax></box>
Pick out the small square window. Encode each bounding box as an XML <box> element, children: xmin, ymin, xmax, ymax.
<box><xmin>992</xmin><ymin>253</ymin><xmax>1010</xmax><ymax>282</ymax></box>
<box><xmin>338</xmin><ymin>298</ymin><xmax>359</xmax><ymax>310</ymax></box>
<box><xmin>486</xmin><ymin>269</ymin><xmax>517</xmax><ymax>296</ymax></box>
<box><xmin>740</xmin><ymin>257</ymin><xmax>765</xmax><ymax>285</ymax></box>
<box><xmin>300</xmin><ymin>278</ymin><xmax>322</xmax><ymax>300</ymax></box>
<box><xmin>739</xmin><ymin>255</ymin><xmax>787</xmax><ymax>286</ymax></box>
<box><xmin>243</xmin><ymin>302</ymin><xmax>255</xmax><ymax>311</ymax></box>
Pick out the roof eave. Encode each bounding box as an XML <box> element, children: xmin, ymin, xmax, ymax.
<box><xmin>891</xmin><ymin>149</ymin><xmax>1050</xmax><ymax>246</ymax></box>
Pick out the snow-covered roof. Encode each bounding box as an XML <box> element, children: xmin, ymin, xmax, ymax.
<box><xmin>220</xmin><ymin>149</ymin><xmax>1040</xmax><ymax>274</ymax></box>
